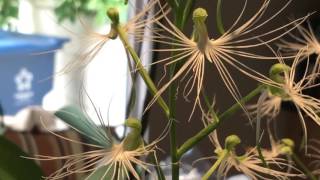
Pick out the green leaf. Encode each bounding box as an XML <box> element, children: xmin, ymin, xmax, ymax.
<box><xmin>54</xmin><ymin>106</ymin><xmax>112</xmax><ymax>148</ymax></box>
<box><xmin>0</xmin><ymin>136</ymin><xmax>43</xmax><ymax>180</ymax></box>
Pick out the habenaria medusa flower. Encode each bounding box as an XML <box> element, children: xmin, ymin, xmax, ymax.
<box><xmin>62</xmin><ymin>0</ymin><xmax>167</xmax><ymax>73</ymax></box>
<box><xmin>147</xmin><ymin>0</ymin><xmax>309</xmax><ymax>117</ymax></box>
<box><xmin>250</xmin><ymin>52</ymin><xmax>320</xmax><ymax>145</ymax></box>
<box><xmin>27</xmin><ymin>106</ymin><xmax>164</xmax><ymax>180</ymax></box>
<box><xmin>203</xmin><ymin>131</ymin><xmax>302</xmax><ymax>180</ymax></box>
<box><xmin>279</xmin><ymin>22</ymin><xmax>320</xmax><ymax>72</ymax></box>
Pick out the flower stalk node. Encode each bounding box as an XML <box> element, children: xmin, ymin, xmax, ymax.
<box><xmin>123</xmin><ymin>118</ymin><xmax>144</xmax><ymax>151</ymax></box>
<box><xmin>107</xmin><ymin>8</ymin><xmax>120</xmax><ymax>39</ymax></box>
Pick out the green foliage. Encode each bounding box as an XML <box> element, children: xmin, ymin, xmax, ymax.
<box><xmin>55</xmin><ymin>105</ymin><xmax>113</xmax><ymax>148</ymax></box>
<box><xmin>0</xmin><ymin>0</ymin><xmax>19</xmax><ymax>27</ymax></box>
<box><xmin>54</xmin><ymin>0</ymin><xmax>93</xmax><ymax>23</ymax></box>
<box><xmin>0</xmin><ymin>0</ymin><xmax>128</xmax><ymax>27</ymax></box>
<box><xmin>0</xmin><ymin>136</ymin><xmax>43</xmax><ymax>180</ymax></box>
<box><xmin>55</xmin><ymin>0</ymin><xmax>128</xmax><ymax>24</ymax></box>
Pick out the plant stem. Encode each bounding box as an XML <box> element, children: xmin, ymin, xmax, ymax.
<box><xmin>202</xmin><ymin>150</ymin><xmax>228</xmax><ymax>180</ymax></box>
<box><xmin>168</xmin><ymin>29</ymin><xmax>179</xmax><ymax>180</ymax></box>
<box><xmin>292</xmin><ymin>152</ymin><xmax>317</xmax><ymax>180</ymax></box>
<box><xmin>256</xmin><ymin>143</ymin><xmax>268</xmax><ymax>167</ymax></box>
<box><xmin>216</xmin><ymin>0</ymin><xmax>225</xmax><ymax>34</ymax></box>
<box><xmin>168</xmin><ymin>64</ymin><xmax>179</xmax><ymax>180</ymax></box>
<box><xmin>116</xmin><ymin>26</ymin><xmax>170</xmax><ymax>117</ymax></box>
<box><xmin>149</xmin><ymin>152</ymin><xmax>166</xmax><ymax>180</ymax></box>
<box><xmin>168</xmin><ymin>5</ymin><xmax>194</xmax><ymax>178</ymax></box>
<box><xmin>168</xmin><ymin>62</ymin><xmax>180</xmax><ymax>180</ymax></box>
<box><xmin>177</xmin><ymin>85</ymin><xmax>264</xmax><ymax>158</ymax></box>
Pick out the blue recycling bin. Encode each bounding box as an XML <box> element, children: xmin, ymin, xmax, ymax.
<box><xmin>0</xmin><ymin>31</ymin><xmax>68</xmax><ymax>115</ymax></box>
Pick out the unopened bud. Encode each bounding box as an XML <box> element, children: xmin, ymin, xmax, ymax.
<box><xmin>192</xmin><ymin>8</ymin><xmax>209</xmax><ymax>51</ymax></box>
<box><xmin>125</xmin><ymin>118</ymin><xmax>142</xmax><ymax>132</ymax></box>
<box><xmin>107</xmin><ymin>8</ymin><xmax>120</xmax><ymax>25</ymax></box>
<box><xmin>225</xmin><ymin>134</ymin><xmax>241</xmax><ymax>151</ymax></box>
<box><xmin>280</xmin><ymin>146</ymin><xmax>293</xmax><ymax>155</ymax></box>
<box><xmin>193</xmin><ymin>8</ymin><xmax>208</xmax><ymax>22</ymax></box>
<box><xmin>281</xmin><ymin>138</ymin><xmax>295</xmax><ymax>149</ymax></box>
<box><xmin>269</xmin><ymin>63</ymin><xmax>291</xmax><ymax>84</ymax></box>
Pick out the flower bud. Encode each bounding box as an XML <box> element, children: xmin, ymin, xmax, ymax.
<box><xmin>281</xmin><ymin>138</ymin><xmax>295</xmax><ymax>149</ymax></box>
<box><xmin>192</xmin><ymin>8</ymin><xmax>209</xmax><ymax>51</ymax></box>
<box><xmin>193</xmin><ymin>8</ymin><xmax>208</xmax><ymax>22</ymax></box>
<box><xmin>279</xmin><ymin>138</ymin><xmax>294</xmax><ymax>155</ymax></box>
<box><xmin>280</xmin><ymin>146</ymin><xmax>293</xmax><ymax>155</ymax></box>
<box><xmin>123</xmin><ymin>118</ymin><xmax>143</xmax><ymax>151</ymax></box>
<box><xmin>225</xmin><ymin>134</ymin><xmax>241</xmax><ymax>151</ymax></box>
<box><xmin>267</xmin><ymin>63</ymin><xmax>291</xmax><ymax>98</ymax></box>
<box><xmin>107</xmin><ymin>8</ymin><xmax>120</xmax><ymax>25</ymax></box>
<box><xmin>125</xmin><ymin>118</ymin><xmax>142</xmax><ymax>132</ymax></box>
<box><xmin>269</xmin><ymin>63</ymin><xmax>290</xmax><ymax>84</ymax></box>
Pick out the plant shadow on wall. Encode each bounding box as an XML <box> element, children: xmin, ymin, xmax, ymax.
<box><xmin>4</xmin><ymin>0</ymin><xmax>320</xmax><ymax>179</ymax></box>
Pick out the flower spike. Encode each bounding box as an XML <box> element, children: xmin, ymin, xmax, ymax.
<box><xmin>146</xmin><ymin>0</ymin><xmax>310</xmax><ymax>119</ymax></box>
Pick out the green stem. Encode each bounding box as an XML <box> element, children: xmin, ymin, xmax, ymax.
<box><xmin>168</xmin><ymin>65</ymin><xmax>178</xmax><ymax>179</ymax></box>
<box><xmin>117</xmin><ymin>25</ymin><xmax>170</xmax><ymax>180</ymax></box>
<box><xmin>168</xmin><ymin>7</ymin><xmax>193</xmax><ymax>179</ymax></box>
<box><xmin>149</xmin><ymin>152</ymin><xmax>166</xmax><ymax>180</ymax></box>
<box><xmin>180</xmin><ymin>0</ymin><xmax>195</xmax><ymax>29</ymax></box>
<box><xmin>256</xmin><ymin>143</ymin><xmax>268</xmax><ymax>168</ymax></box>
<box><xmin>202</xmin><ymin>150</ymin><xmax>228</xmax><ymax>180</ymax></box>
<box><xmin>169</xmin><ymin>117</ymin><xmax>179</xmax><ymax>180</ymax></box>
<box><xmin>168</xmin><ymin>28</ymin><xmax>179</xmax><ymax>180</ymax></box>
<box><xmin>292</xmin><ymin>153</ymin><xmax>317</xmax><ymax>180</ymax></box>
<box><xmin>116</xmin><ymin>26</ymin><xmax>170</xmax><ymax>117</ymax></box>
<box><xmin>167</xmin><ymin>0</ymin><xmax>179</xmax><ymax>10</ymax></box>
<box><xmin>216</xmin><ymin>0</ymin><xmax>225</xmax><ymax>34</ymax></box>
<box><xmin>177</xmin><ymin>85</ymin><xmax>264</xmax><ymax>158</ymax></box>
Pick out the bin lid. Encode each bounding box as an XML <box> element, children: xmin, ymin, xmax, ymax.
<box><xmin>0</xmin><ymin>31</ymin><xmax>69</xmax><ymax>56</ymax></box>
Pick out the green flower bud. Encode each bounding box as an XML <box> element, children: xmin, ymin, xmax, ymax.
<box><xmin>106</xmin><ymin>8</ymin><xmax>120</xmax><ymax>39</ymax></box>
<box><xmin>192</xmin><ymin>8</ymin><xmax>209</xmax><ymax>51</ymax></box>
<box><xmin>280</xmin><ymin>146</ymin><xmax>293</xmax><ymax>155</ymax></box>
<box><xmin>123</xmin><ymin>118</ymin><xmax>143</xmax><ymax>151</ymax></box>
<box><xmin>193</xmin><ymin>8</ymin><xmax>208</xmax><ymax>22</ymax></box>
<box><xmin>278</xmin><ymin>138</ymin><xmax>294</xmax><ymax>155</ymax></box>
<box><xmin>125</xmin><ymin>118</ymin><xmax>142</xmax><ymax>132</ymax></box>
<box><xmin>225</xmin><ymin>134</ymin><xmax>241</xmax><ymax>151</ymax></box>
<box><xmin>107</xmin><ymin>8</ymin><xmax>120</xmax><ymax>25</ymax></box>
<box><xmin>267</xmin><ymin>63</ymin><xmax>291</xmax><ymax>99</ymax></box>
<box><xmin>269</xmin><ymin>63</ymin><xmax>291</xmax><ymax>84</ymax></box>
<box><xmin>281</xmin><ymin>138</ymin><xmax>295</xmax><ymax>149</ymax></box>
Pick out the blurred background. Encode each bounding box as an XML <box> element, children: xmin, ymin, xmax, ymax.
<box><xmin>1</xmin><ymin>0</ymin><xmax>320</xmax><ymax>179</ymax></box>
